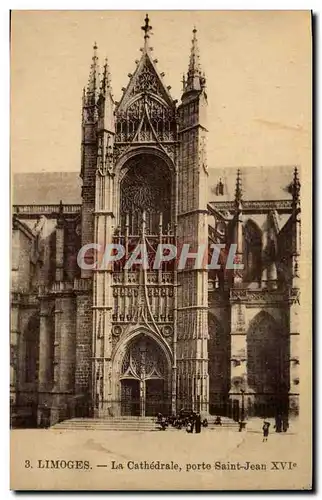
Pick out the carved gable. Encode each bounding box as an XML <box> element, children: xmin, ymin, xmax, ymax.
<box><xmin>117</xmin><ymin>53</ymin><xmax>173</xmax><ymax>111</ymax></box>
<box><xmin>114</xmin><ymin>52</ymin><xmax>177</xmax><ymax>148</ymax></box>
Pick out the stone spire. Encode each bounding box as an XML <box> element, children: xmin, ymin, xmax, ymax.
<box><xmin>234</xmin><ymin>169</ymin><xmax>243</xmax><ymax>274</ymax></box>
<box><xmin>183</xmin><ymin>28</ymin><xmax>206</xmax><ymax>95</ymax></box>
<box><xmin>86</xmin><ymin>42</ymin><xmax>99</xmax><ymax>105</ymax></box>
<box><xmin>100</xmin><ymin>57</ymin><xmax>112</xmax><ymax>98</ymax></box>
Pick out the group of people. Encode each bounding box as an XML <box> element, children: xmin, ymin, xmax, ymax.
<box><xmin>156</xmin><ymin>409</ymin><xmax>208</xmax><ymax>433</ymax></box>
<box><xmin>156</xmin><ymin>410</ymin><xmax>290</xmax><ymax>439</ymax></box>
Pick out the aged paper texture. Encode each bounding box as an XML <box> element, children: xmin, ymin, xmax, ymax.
<box><xmin>10</xmin><ymin>10</ymin><xmax>312</xmax><ymax>490</ymax></box>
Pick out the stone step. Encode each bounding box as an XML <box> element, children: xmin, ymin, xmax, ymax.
<box><xmin>52</xmin><ymin>416</ymin><xmax>238</xmax><ymax>431</ymax></box>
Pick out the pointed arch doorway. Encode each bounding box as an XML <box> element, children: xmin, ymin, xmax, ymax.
<box><xmin>120</xmin><ymin>334</ymin><xmax>170</xmax><ymax>416</ymax></box>
<box><xmin>247</xmin><ymin>311</ymin><xmax>288</xmax><ymax>417</ymax></box>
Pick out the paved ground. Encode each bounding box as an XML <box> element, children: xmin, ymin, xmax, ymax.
<box><xmin>10</xmin><ymin>423</ymin><xmax>311</xmax><ymax>491</ymax></box>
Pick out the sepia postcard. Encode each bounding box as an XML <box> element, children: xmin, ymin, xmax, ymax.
<box><xmin>10</xmin><ymin>10</ymin><xmax>312</xmax><ymax>491</ymax></box>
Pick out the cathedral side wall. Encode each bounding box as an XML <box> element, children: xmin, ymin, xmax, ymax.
<box><xmin>75</xmin><ymin>292</ymin><xmax>93</xmax><ymax>414</ymax></box>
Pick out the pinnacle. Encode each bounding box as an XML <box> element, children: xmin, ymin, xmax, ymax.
<box><xmin>235</xmin><ymin>169</ymin><xmax>243</xmax><ymax>205</ymax></box>
<box><xmin>182</xmin><ymin>27</ymin><xmax>205</xmax><ymax>95</ymax></box>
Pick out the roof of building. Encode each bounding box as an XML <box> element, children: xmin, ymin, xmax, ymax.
<box><xmin>12</xmin><ymin>172</ymin><xmax>83</xmax><ymax>205</ymax></box>
<box><xmin>12</xmin><ymin>165</ymin><xmax>295</xmax><ymax>206</ymax></box>
<box><xmin>207</xmin><ymin>165</ymin><xmax>294</xmax><ymax>202</ymax></box>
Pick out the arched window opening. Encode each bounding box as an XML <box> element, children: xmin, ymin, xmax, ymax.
<box><xmin>247</xmin><ymin>311</ymin><xmax>288</xmax><ymax>417</ymax></box>
<box><xmin>120</xmin><ymin>154</ymin><xmax>172</xmax><ymax>235</ymax></box>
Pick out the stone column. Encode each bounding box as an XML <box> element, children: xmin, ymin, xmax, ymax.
<box><xmin>50</xmin><ymin>295</ymin><xmax>76</xmax><ymax>424</ymax></box>
<box><xmin>289</xmin><ymin>294</ymin><xmax>300</xmax><ymax>416</ymax></box>
<box><xmin>50</xmin><ymin>298</ymin><xmax>62</xmax><ymax>425</ymax></box>
<box><xmin>55</xmin><ymin>209</ymin><xmax>64</xmax><ymax>282</ymax></box>
<box><xmin>75</xmin><ymin>291</ymin><xmax>92</xmax><ymax>411</ymax></box>
<box><xmin>289</xmin><ymin>167</ymin><xmax>300</xmax><ymax>416</ymax></box>
<box><xmin>92</xmin><ymin>170</ymin><xmax>114</xmax><ymax>417</ymax></box>
<box><xmin>10</xmin><ymin>301</ymin><xmax>20</xmax><ymax>410</ymax></box>
<box><xmin>261</xmin><ymin>225</ymin><xmax>268</xmax><ymax>288</ymax></box>
<box><xmin>58</xmin><ymin>296</ymin><xmax>76</xmax><ymax>392</ymax></box>
<box><xmin>38</xmin><ymin>302</ymin><xmax>52</xmax><ymax>391</ymax></box>
<box><xmin>229</xmin><ymin>298</ymin><xmax>251</xmax><ymax>418</ymax></box>
<box><xmin>37</xmin><ymin>300</ymin><xmax>55</xmax><ymax>426</ymax></box>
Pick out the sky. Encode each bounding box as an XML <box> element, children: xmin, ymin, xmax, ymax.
<box><xmin>11</xmin><ymin>10</ymin><xmax>311</xmax><ymax>174</ymax></box>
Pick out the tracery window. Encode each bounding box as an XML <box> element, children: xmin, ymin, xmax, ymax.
<box><xmin>121</xmin><ymin>336</ymin><xmax>166</xmax><ymax>381</ymax></box>
<box><xmin>120</xmin><ymin>154</ymin><xmax>171</xmax><ymax>235</ymax></box>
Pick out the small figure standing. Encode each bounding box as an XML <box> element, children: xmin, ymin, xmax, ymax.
<box><xmin>190</xmin><ymin>412</ymin><xmax>196</xmax><ymax>433</ymax></box>
<box><xmin>186</xmin><ymin>421</ymin><xmax>193</xmax><ymax>433</ymax></box>
<box><xmin>195</xmin><ymin>413</ymin><xmax>202</xmax><ymax>433</ymax></box>
<box><xmin>262</xmin><ymin>420</ymin><xmax>270</xmax><ymax>442</ymax></box>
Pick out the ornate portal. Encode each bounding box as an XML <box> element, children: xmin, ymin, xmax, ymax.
<box><xmin>120</xmin><ymin>336</ymin><xmax>169</xmax><ymax>416</ymax></box>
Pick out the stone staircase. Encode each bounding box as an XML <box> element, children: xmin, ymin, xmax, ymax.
<box><xmin>52</xmin><ymin>415</ymin><xmax>237</xmax><ymax>431</ymax></box>
<box><xmin>52</xmin><ymin>416</ymin><xmax>159</xmax><ymax>431</ymax></box>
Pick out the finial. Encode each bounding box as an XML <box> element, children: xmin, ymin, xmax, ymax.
<box><xmin>181</xmin><ymin>73</ymin><xmax>186</xmax><ymax>92</ymax></box>
<box><xmin>100</xmin><ymin>57</ymin><xmax>112</xmax><ymax>97</ymax></box>
<box><xmin>183</xmin><ymin>26</ymin><xmax>204</xmax><ymax>95</ymax></box>
<box><xmin>235</xmin><ymin>169</ymin><xmax>242</xmax><ymax>206</ymax></box>
<box><xmin>87</xmin><ymin>42</ymin><xmax>99</xmax><ymax>101</ymax></box>
<box><xmin>141</xmin><ymin>13</ymin><xmax>152</xmax><ymax>37</ymax></box>
<box><xmin>141</xmin><ymin>13</ymin><xmax>153</xmax><ymax>49</ymax></box>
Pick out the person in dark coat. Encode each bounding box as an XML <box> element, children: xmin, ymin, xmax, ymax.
<box><xmin>282</xmin><ymin>416</ymin><xmax>289</xmax><ymax>432</ymax></box>
<box><xmin>274</xmin><ymin>414</ymin><xmax>282</xmax><ymax>433</ymax></box>
<box><xmin>214</xmin><ymin>416</ymin><xmax>222</xmax><ymax>426</ymax></box>
<box><xmin>262</xmin><ymin>420</ymin><xmax>270</xmax><ymax>442</ymax></box>
<box><xmin>195</xmin><ymin>413</ymin><xmax>202</xmax><ymax>433</ymax></box>
<box><xmin>189</xmin><ymin>412</ymin><xmax>196</xmax><ymax>433</ymax></box>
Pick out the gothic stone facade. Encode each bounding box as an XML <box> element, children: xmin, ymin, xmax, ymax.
<box><xmin>11</xmin><ymin>19</ymin><xmax>301</xmax><ymax>427</ymax></box>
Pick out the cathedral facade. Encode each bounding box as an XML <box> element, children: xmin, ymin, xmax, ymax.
<box><xmin>11</xmin><ymin>16</ymin><xmax>301</xmax><ymax>427</ymax></box>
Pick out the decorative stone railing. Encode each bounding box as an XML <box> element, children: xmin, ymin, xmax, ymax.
<box><xmin>229</xmin><ymin>287</ymin><xmax>300</xmax><ymax>304</ymax></box>
<box><xmin>112</xmin><ymin>271</ymin><xmax>174</xmax><ymax>285</ymax></box>
<box><xmin>208</xmin><ymin>199</ymin><xmax>292</xmax><ymax>214</ymax></box>
<box><xmin>11</xmin><ymin>292</ymin><xmax>39</xmax><ymax>306</ymax></box>
<box><xmin>38</xmin><ymin>279</ymin><xmax>92</xmax><ymax>296</ymax></box>
<box><xmin>13</xmin><ymin>204</ymin><xmax>81</xmax><ymax>217</ymax></box>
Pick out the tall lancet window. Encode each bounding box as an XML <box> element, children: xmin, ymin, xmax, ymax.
<box><xmin>243</xmin><ymin>220</ymin><xmax>262</xmax><ymax>283</ymax></box>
